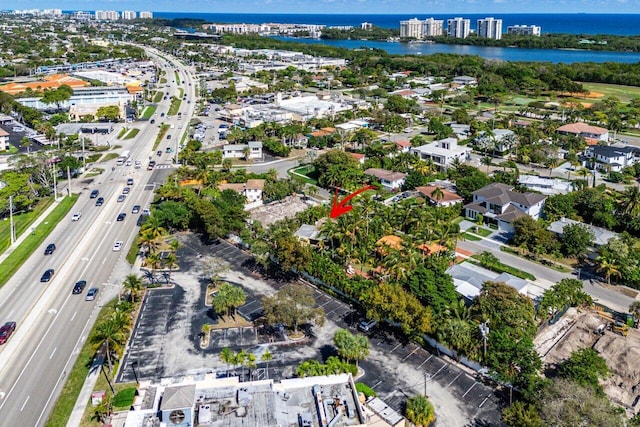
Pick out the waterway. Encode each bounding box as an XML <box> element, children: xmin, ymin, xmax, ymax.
<box><xmin>274</xmin><ymin>37</ymin><xmax>640</xmax><ymax>64</ymax></box>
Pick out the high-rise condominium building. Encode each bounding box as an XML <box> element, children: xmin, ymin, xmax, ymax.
<box><xmin>121</xmin><ymin>10</ymin><xmax>137</xmax><ymax>20</ymax></box>
<box><xmin>422</xmin><ymin>18</ymin><xmax>444</xmax><ymax>37</ymax></box>
<box><xmin>400</xmin><ymin>18</ymin><xmax>423</xmax><ymax>39</ymax></box>
<box><xmin>447</xmin><ymin>17</ymin><xmax>471</xmax><ymax>38</ymax></box>
<box><xmin>400</xmin><ymin>17</ymin><xmax>444</xmax><ymax>39</ymax></box>
<box><xmin>95</xmin><ymin>10</ymin><xmax>120</xmax><ymax>20</ymax></box>
<box><xmin>477</xmin><ymin>17</ymin><xmax>503</xmax><ymax>40</ymax></box>
<box><xmin>507</xmin><ymin>25</ymin><xmax>541</xmax><ymax>36</ymax></box>
<box><xmin>139</xmin><ymin>11</ymin><xmax>154</xmax><ymax>19</ymax></box>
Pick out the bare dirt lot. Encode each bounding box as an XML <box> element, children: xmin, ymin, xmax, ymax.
<box><xmin>249</xmin><ymin>195</ymin><xmax>315</xmax><ymax>226</ymax></box>
<box><xmin>537</xmin><ymin>309</ymin><xmax>640</xmax><ymax>412</ymax></box>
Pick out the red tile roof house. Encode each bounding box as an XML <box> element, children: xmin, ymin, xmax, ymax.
<box><xmin>556</xmin><ymin>122</ymin><xmax>609</xmax><ymax>142</ymax></box>
<box><xmin>464</xmin><ymin>183</ymin><xmax>547</xmax><ymax>233</ymax></box>
<box><xmin>416</xmin><ymin>185</ymin><xmax>463</xmax><ymax>207</ymax></box>
<box><xmin>394</xmin><ymin>140</ymin><xmax>412</xmax><ymax>153</ymax></box>
<box><xmin>364</xmin><ymin>168</ymin><xmax>407</xmax><ymax>191</ymax></box>
<box><xmin>349</xmin><ymin>152</ymin><xmax>366</xmax><ymax>164</ymax></box>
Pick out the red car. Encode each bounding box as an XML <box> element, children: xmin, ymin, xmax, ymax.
<box><xmin>0</xmin><ymin>321</ymin><xmax>16</xmax><ymax>345</ymax></box>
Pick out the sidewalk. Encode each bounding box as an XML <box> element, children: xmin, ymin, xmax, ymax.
<box><xmin>66</xmin><ymin>370</ymin><xmax>101</xmax><ymax>426</ymax></box>
<box><xmin>0</xmin><ymin>196</ymin><xmax>64</xmax><ymax>265</ymax></box>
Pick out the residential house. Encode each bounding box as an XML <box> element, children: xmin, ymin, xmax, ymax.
<box><xmin>222</xmin><ymin>141</ymin><xmax>263</xmax><ymax>159</ymax></box>
<box><xmin>294</xmin><ymin>224</ymin><xmax>323</xmax><ymax>244</ymax></box>
<box><xmin>475</xmin><ymin>128</ymin><xmax>516</xmax><ymax>156</ymax></box>
<box><xmin>394</xmin><ymin>140</ymin><xmax>412</xmax><ymax>153</ymax></box>
<box><xmin>452</xmin><ymin>75</ymin><xmax>477</xmax><ymax>87</ymax></box>
<box><xmin>416</xmin><ymin>185</ymin><xmax>463</xmax><ymax>207</ymax></box>
<box><xmin>517</xmin><ymin>175</ymin><xmax>573</xmax><ymax>195</ymax></box>
<box><xmin>411</xmin><ymin>138</ymin><xmax>471</xmax><ymax>170</ymax></box>
<box><xmin>218</xmin><ymin>179</ymin><xmax>265</xmax><ymax>209</ymax></box>
<box><xmin>0</xmin><ymin>128</ymin><xmax>9</xmax><ymax>151</ymax></box>
<box><xmin>557</xmin><ymin>122</ymin><xmax>609</xmax><ymax>143</ymax></box>
<box><xmin>349</xmin><ymin>152</ymin><xmax>366</xmax><ymax>164</ymax></box>
<box><xmin>364</xmin><ymin>168</ymin><xmax>406</xmax><ymax>191</ymax></box>
<box><xmin>583</xmin><ymin>144</ymin><xmax>637</xmax><ymax>172</ymax></box>
<box><xmin>547</xmin><ymin>217</ymin><xmax>618</xmax><ymax>258</ymax></box>
<box><xmin>446</xmin><ymin>262</ymin><xmax>529</xmax><ymax>301</ymax></box>
<box><xmin>464</xmin><ymin>183</ymin><xmax>547</xmax><ymax>232</ymax></box>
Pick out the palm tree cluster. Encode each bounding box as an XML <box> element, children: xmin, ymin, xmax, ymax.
<box><xmin>219</xmin><ymin>348</ymin><xmax>273</xmax><ymax>380</ymax></box>
<box><xmin>90</xmin><ymin>298</ymin><xmax>136</xmax><ymax>373</ymax></box>
<box><xmin>211</xmin><ymin>282</ymin><xmax>247</xmax><ymax>319</ymax></box>
<box><xmin>139</xmin><ymin>217</ymin><xmax>180</xmax><ymax>283</ymax></box>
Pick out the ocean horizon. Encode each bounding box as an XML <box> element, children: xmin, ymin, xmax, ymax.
<box><xmin>149</xmin><ymin>12</ymin><xmax>640</xmax><ymax>36</ymax></box>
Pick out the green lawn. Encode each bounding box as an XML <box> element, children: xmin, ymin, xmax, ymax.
<box><xmin>123</xmin><ymin>128</ymin><xmax>140</xmax><ymax>139</ymax></box>
<box><xmin>0</xmin><ymin>195</ymin><xmax>78</xmax><ymax>287</ymax></box>
<box><xmin>140</xmin><ymin>105</ymin><xmax>157</xmax><ymax>119</ymax></box>
<box><xmin>153</xmin><ymin>91</ymin><xmax>163</xmax><ymax>103</ymax></box>
<box><xmin>154</xmin><ymin>124</ymin><xmax>170</xmax><ymax>150</ymax></box>
<box><xmin>469</xmin><ymin>255</ymin><xmax>536</xmax><ymax>281</ymax></box>
<box><xmin>581</xmin><ymin>82</ymin><xmax>640</xmax><ymax>103</ymax></box>
<box><xmin>289</xmin><ymin>166</ymin><xmax>318</xmax><ymax>185</ymax></box>
<box><xmin>100</xmin><ymin>153</ymin><xmax>119</xmax><ymax>162</ymax></box>
<box><xmin>0</xmin><ymin>198</ymin><xmax>53</xmax><ymax>253</ymax></box>
<box><xmin>168</xmin><ymin>97</ymin><xmax>182</xmax><ymax>116</ymax></box>
<box><xmin>463</xmin><ymin>232</ymin><xmax>481</xmax><ymax>241</ymax></box>
<box><xmin>174</xmin><ymin>71</ymin><xmax>181</xmax><ymax>85</ymax></box>
<box><xmin>85</xmin><ymin>153</ymin><xmax>102</xmax><ymax>163</ymax></box>
<box><xmin>116</xmin><ymin>128</ymin><xmax>127</xmax><ymax>139</ymax></box>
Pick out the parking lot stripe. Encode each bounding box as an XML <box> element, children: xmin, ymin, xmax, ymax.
<box><xmin>402</xmin><ymin>346</ymin><xmax>419</xmax><ymax>361</ymax></box>
<box><xmin>418</xmin><ymin>354</ymin><xmax>433</xmax><ymax>368</ymax></box>
<box><xmin>371</xmin><ymin>380</ymin><xmax>383</xmax><ymax>389</ymax></box>
<box><xmin>390</xmin><ymin>343</ymin><xmax>402</xmax><ymax>353</ymax></box>
<box><xmin>447</xmin><ymin>372</ymin><xmax>463</xmax><ymax>387</ymax></box>
<box><xmin>430</xmin><ymin>363</ymin><xmax>447</xmax><ymax>379</ymax></box>
<box><xmin>461</xmin><ymin>381</ymin><xmax>478</xmax><ymax>398</ymax></box>
<box><xmin>479</xmin><ymin>393</ymin><xmax>492</xmax><ymax>408</ymax></box>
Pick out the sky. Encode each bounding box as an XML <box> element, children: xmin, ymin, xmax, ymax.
<box><xmin>13</xmin><ymin>0</ymin><xmax>640</xmax><ymax>14</ymax></box>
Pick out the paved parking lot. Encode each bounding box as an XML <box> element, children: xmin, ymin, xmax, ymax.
<box><xmin>117</xmin><ymin>233</ymin><xmax>502</xmax><ymax>425</ymax></box>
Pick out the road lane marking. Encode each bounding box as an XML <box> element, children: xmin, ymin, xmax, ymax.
<box><xmin>20</xmin><ymin>395</ymin><xmax>29</xmax><ymax>411</ymax></box>
<box><xmin>70</xmin><ymin>311</ymin><xmax>77</xmax><ymax>322</ymax></box>
<box><xmin>49</xmin><ymin>348</ymin><xmax>57</xmax><ymax>359</ymax></box>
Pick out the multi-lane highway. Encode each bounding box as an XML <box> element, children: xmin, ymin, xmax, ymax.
<box><xmin>0</xmin><ymin>50</ymin><xmax>196</xmax><ymax>426</ymax></box>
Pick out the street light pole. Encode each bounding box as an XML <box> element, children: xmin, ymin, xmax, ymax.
<box><xmin>479</xmin><ymin>322</ymin><xmax>490</xmax><ymax>363</ymax></box>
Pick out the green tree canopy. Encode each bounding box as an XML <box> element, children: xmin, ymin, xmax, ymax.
<box><xmin>262</xmin><ymin>284</ymin><xmax>325</xmax><ymax>333</ymax></box>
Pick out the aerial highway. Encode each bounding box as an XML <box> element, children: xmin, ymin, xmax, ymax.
<box><xmin>0</xmin><ymin>50</ymin><xmax>196</xmax><ymax>426</ymax></box>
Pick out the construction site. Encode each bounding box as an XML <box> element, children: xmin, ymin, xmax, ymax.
<box><xmin>535</xmin><ymin>307</ymin><xmax>640</xmax><ymax>415</ymax></box>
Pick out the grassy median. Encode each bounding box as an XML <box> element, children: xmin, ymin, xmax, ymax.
<box><xmin>0</xmin><ymin>195</ymin><xmax>78</xmax><ymax>288</ymax></box>
<box><xmin>0</xmin><ymin>198</ymin><xmax>53</xmax><ymax>253</ymax></box>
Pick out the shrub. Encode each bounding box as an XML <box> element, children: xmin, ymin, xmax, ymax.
<box><xmin>355</xmin><ymin>382</ymin><xmax>377</xmax><ymax>398</ymax></box>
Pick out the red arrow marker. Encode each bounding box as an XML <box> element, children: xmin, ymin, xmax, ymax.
<box><xmin>330</xmin><ymin>185</ymin><xmax>376</xmax><ymax>219</ymax></box>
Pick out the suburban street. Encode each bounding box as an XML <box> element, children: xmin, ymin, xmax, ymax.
<box><xmin>0</xmin><ymin>50</ymin><xmax>194</xmax><ymax>426</ymax></box>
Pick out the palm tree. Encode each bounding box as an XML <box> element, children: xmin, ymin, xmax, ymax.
<box><xmin>146</xmin><ymin>252</ymin><xmax>162</xmax><ymax>282</ymax></box>
<box><xmin>619</xmin><ymin>186</ymin><xmax>640</xmax><ymax>219</ymax></box>
<box><xmin>430</xmin><ymin>186</ymin><xmax>445</xmax><ymax>205</ymax></box>
<box><xmin>545</xmin><ymin>157</ymin><xmax>559</xmax><ymax>176</ymax></box>
<box><xmin>122</xmin><ymin>274</ymin><xmax>143</xmax><ymax>303</ymax></box>
<box><xmin>220</xmin><ymin>348</ymin><xmax>234</xmax><ymax>377</ymax></box>
<box><xmin>596</xmin><ymin>257</ymin><xmax>621</xmax><ymax>285</ymax></box>
<box><xmin>480</xmin><ymin>156</ymin><xmax>492</xmax><ymax>174</ymax></box>
<box><xmin>141</xmin><ymin>216</ymin><xmax>166</xmax><ymax>240</ymax></box>
<box><xmin>91</xmin><ymin>318</ymin><xmax>127</xmax><ymax>372</ymax></box>
<box><xmin>576</xmin><ymin>168</ymin><xmax>591</xmax><ymax>186</ymax></box>
<box><xmin>261</xmin><ymin>349</ymin><xmax>273</xmax><ymax>379</ymax></box>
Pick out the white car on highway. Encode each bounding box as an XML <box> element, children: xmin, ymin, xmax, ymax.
<box><xmin>71</xmin><ymin>212</ymin><xmax>82</xmax><ymax>221</ymax></box>
<box><xmin>112</xmin><ymin>241</ymin><xmax>123</xmax><ymax>252</ymax></box>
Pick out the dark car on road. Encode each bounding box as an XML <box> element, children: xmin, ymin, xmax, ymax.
<box><xmin>72</xmin><ymin>280</ymin><xmax>87</xmax><ymax>294</ymax></box>
<box><xmin>136</xmin><ymin>214</ymin><xmax>149</xmax><ymax>226</ymax></box>
<box><xmin>85</xmin><ymin>288</ymin><xmax>99</xmax><ymax>301</ymax></box>
<box><xmin>122</xmin><ymin>187</ymin><xmax>130</xmax><ymax>195</ymax></box>
<box><xmin>117</xmin><ymin>213</ymin><xmax>126</xmax><ymax>222</ymax></box>
<box><xmin>40</xmin><ymin>269</ymin><xmax>55</xmax><ymax>282</ymax></box>
<box><xmin>90</xmin><ymin>189</ymin><xmax>99</xmax><ymax>199</ymax></box>
<box><xmin>44</xmin><ymin>243</ymin><xmax>56</xmax><ymax>255</ymax></box>
<box><xmin>0</xmin><ymin>321</ymin><xmax>17</xmax><ymax>345</ymax></box>
<box><xmin>132</xmin><ymin>205</ymin><xmax>141</xmax><ymax>214</ymax></box>
<box><xmin>117</xmin><ymin>194</ymin><xmax>126</xmax><ymax>202</ymax></box>
<box><xmin>95</xmin><ymin>197</ymin><xmax>105</xmax><ymax>206</ymax></box>
<box><xmin>148</xmin><ymin>160</ymin><xmax>156</xmax><ymax>170</ymax></box>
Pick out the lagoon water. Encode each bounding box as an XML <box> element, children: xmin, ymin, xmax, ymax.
<box><xmin>152</xmin><ymin>12</ymin><xmax>640</xmax><ymax>63</ymax></box>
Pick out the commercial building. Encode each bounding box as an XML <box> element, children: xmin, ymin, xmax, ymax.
<box><xmin>507</xmin><ymin>25</ymin><xmax>541</xmax><ymax>36</ymax></box>
<box><xmin>477</xmin><ymin>17</ymin><xmax>502</xmax><ymax>40</ymax></box>
<box><xmin>121</xmin><ymin>373</ymin><xmax>368</xmax><ymax>427</ymax></box>
<box><xmin>222</xmin><ymin>141</ymin><xmax>263</xmax><ymax>160</ymax></box>
<box><xmin>447</xmin><ymin>17</ymin><xmax>471</xmax><ymax>39</ymax></box>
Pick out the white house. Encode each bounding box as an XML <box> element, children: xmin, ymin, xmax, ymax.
<box><xmin>446</xmin><ymin>262</ymin><xmax>529</xmax><ymax>301</ymax></box>
<box><xmin>464</xmin><ymin>182</ymin><xmax>547</xmax><ymax>232</ymax></box>
<box><xmin>364</xmin><ymin>168</ymin><xmax>406</xmax><ymax>191</ymax></box>
<box><xmin>218</xmin><ymin>179</ymin><xmax>265</xmax><ymax>209</ymax></box>
<box><xmin>411</xmin><ymin>138</ymin><xmax>471</xmax><ymax>170</ymax></box>
<box><xmin>0</xmin><ymin>128</ymin><xmax>9</xmax><ymax>151</ymax></box>
<box><xmin>222</xmin><ymin>141</ymin><xmax>263</xmax><ymax>159</ymax></box>
<box><xmin>583</xmin><ymin>144</ymin><xmax>637</xmax><ymax>172</ymax></box>
<box><xmin>557</xmin><ymin>122</ymin><xmax>609</xmax><ymax>142</ymax></box>
<box><xmin>475</xmin><ymin>128</ymin><xmax>516</xmax><ymax>155</ymax></box>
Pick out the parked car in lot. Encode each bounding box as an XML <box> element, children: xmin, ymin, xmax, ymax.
<box><xmin>95</xmin><ymin>197</ymin><xmax>104</xmax><ymax>206</ymax></box>
<box><xmin>116</xmin><ymin>213</ymin><xmax>126</xmax><ymax>222</ymax></box>
<box><xmin>0</xmin><ymin>321</ymin><xmax>17</xmax><ymax>345</ymax></box>
<box><xmin>72</xmin><ymin>280</ymin><xmax>87</xmax><ymax>294</ymax></box>
<box><xmin>44</xmin><ymin>243</ymin><xmax>56</xmax><ymax>255</ymax></box>
<box><xmin>71</xmin><ymin>212</ymin><xmax>82</xmax><ymax>221</ymax></box>
<box><xmin>132</xmin><ymin>205</ymin><xmax>141</xmax><ymax>214</ymax></box>
<box><xmin>40</xmin><ymin>269</ymin><xmax>55</xmax><ymax>282</ymax></box>
<box><xmin>358</xmin><ymin>319</ymin><xmax>377</xmax><ymax>332</ymax></box>
<box><xmin>90</xmin><ymin>189</ymin><xmax>99</xmax><ymax>199</ymax></box>
<box><xmin>85</xmin><ymin>288</ymin><xmax>99</xmax><ymax>301</ymax></box>
<box><xmin>117</xmin><ymin>194</ymin><xmax>126</xmax><ymax>202</ymax></box>
<box><xmin>112</xmin><ymin>241</ymin><xmax>123</xmax><ymax>251</ymax></box>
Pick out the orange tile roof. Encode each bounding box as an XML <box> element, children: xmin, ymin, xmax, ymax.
<box><xmin>417</xmin><ymin>243</ymin><xmax>447</xmax><ymax>255</ymax></box>
<box><xmin>416</xmin><ymin>185</ymin><xmax>463</xmax><ymax>203</ymax></box>
<box><xmin>0</xmin><ymin>74</ymin><xmax>89</xmax><ymax>95</ymax></box>
<box><xmin>376</xmin><ymin>235</ymin><xmax>403</xmax><ymax>252</ymax></box>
